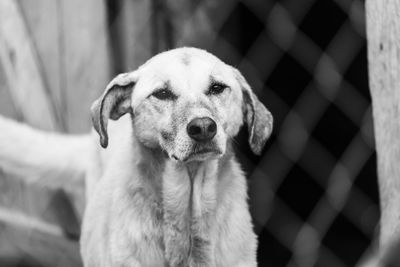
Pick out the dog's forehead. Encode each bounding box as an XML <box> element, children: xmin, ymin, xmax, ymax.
<box><xmin>151</xmin><ymin>48</ymin><xmax>221</xmax><ymax>66</ymax></box>
<box><xmin>146</xmin><ymin>49</ymin><xmax>227</xmax><ymax>79</ymax></box>
<box><xmin>133</xmin><ymin>48</ymin><xmax>236</xmax><ymax>102</ymax></box>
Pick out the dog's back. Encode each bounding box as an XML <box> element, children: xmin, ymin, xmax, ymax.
<box><xmin>0</xmin><ymin>116</ymin><xmax>91</xmax><ymax>182</ymax></box>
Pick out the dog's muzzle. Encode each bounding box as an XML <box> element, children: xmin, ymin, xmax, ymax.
<box><xmin>186</xmin><ymin>117</ymin><xmax>217</xmax><ymax>142</ymax></box>
<box><xmin>168</xmin><ymin>117</ymin><xmax>223</xmax><ymax>162</ymax></box>
<box><xmin>179</xmin><ymin>116</ymin><xmax>221</xmax><ymax>162</ymax></box>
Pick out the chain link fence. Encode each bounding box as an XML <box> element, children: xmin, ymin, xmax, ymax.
<box><xmin>105</xmin><ymin>0</ymin><xmax>377</xmax><ymax>266</ymax></box>
<box><xmin>217</xmin><ymin>1</ymin><xmax>376</xmax><ymax>266</ymax></box>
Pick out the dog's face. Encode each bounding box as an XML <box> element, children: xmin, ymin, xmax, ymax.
<box><xmin>91</xmin><ymin>48</ymin><xmax>273</xmax><ymax>162</ymax></box>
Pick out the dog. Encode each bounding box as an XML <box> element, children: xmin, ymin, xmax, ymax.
<box><xmin>0</xmin><ymin>47</ymin><xmax>273</xmax><ymax>266</ymax></box>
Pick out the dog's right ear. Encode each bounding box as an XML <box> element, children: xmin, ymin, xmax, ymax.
<box><xmin>91</xmin><ymin>72</ymin><xmax>138</xmax><ymax>148</ymax></box>
<box><xmin>232</xmin><ymin>67</ymin><xmax>273</xmax><ymax>155</ymax></box>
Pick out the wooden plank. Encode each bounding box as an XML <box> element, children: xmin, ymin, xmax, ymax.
<box><xmin>0</xmin><ymin>170</ymin><xmax>84</xmax><ymax>237</ymax></box>
<box><xmin>0</xmin><ymin>0</ymin><xmax>58</xmax><ymax>131</ymax></box>
<box><xmin>0</xmin><ymin>64</ymin><xmax>20</xmax><ymax>120</ymax></box>
<box><xmin>17</xmin><ymin>0</ymin><xmax>112</xmax><ymax>133</ymax></box>
<box><xmin>119</xmin><ymin>0</ymin><xmax>153</xmax><ymax>71</ymax></box>
<box><xmin>61</xmin><ymin>0</ymin><xmax>111</xmax><ymax>133</ymax></box>
<box><xmin>18</xmin><ymin>0</ymin><xmax>66</xmax><ymax>130</ymax></box>
<box><xmin>366</xmin><ymin>0</ymin><xmax>400</xmax><ymax>264</ymax></box>
<box><xmin>366</xmin><ymin>0</ymin><xmax>400</xmax><ymax>247</ymax></box>
<box><xmin>18</xmin><ymin>0</ymin><xmax>113</xmax><ymax>133</ymax></box>
<box><xmin>0</xmin><ymin>215</ymin><xmax>82</xmax><ymax>267</ymax></box>
<box><xmin>165</xmin><ymin>0</ymin><xmax>236</xmax><ymax>48</ymax></box>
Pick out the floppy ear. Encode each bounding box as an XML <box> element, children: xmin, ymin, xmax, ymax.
<box><xmin>91</xmin><ymin>72</ymin><xmax>138</xmax><ymax>148</ymax></box>
<box><xmin>233</xmin><ymin>68</ymin><xmax>273</xmax><ymax>155</ymax></box>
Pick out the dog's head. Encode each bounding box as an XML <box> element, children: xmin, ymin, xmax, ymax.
<box><xmin>91</xmin><ymin>48</ymin><xmax>273</xmax><ymax>162</ymax></box>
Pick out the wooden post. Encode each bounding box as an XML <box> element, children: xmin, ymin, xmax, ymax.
<box><xmin>60</xmin><ymin>0</ymin><xmax>111</xmax><ymax>133</ymax></box>
<box><xmin>0</xmin><ymin>0</ymin><xmax>59</xmax><ymax>131</ymax></box>
<box><xmin>17</xmin><ymin>0</ymin><xmax>112</xmax><ymax>133</ymax></box>
<box><xmin>116</xmin><ymin>0</ymin><xmax>154</xmax><ymax>71</ymax></box>
<box><xmin>366</xmin><ymin>0</ymin><xmax>400</xmax><ymax>254</ymax></box>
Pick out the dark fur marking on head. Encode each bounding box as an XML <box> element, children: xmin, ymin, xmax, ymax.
<box><xmin>161</xmin><ymin>131</ymin><xmax>174</xmax><ymax>141</ymax></box>
<box><xmin>181</xmin><ymin>52</ymin><xmax>192</xmax><ymax>66</ymax></box>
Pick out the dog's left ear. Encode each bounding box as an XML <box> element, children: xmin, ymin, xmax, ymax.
<box><xmin>233</xmin><ymin>68</ymin><xmax>273</xmax><ymax>155</ymax></box>
<box><xmin>91</xmin><ymin>72</ymin><xmax>138</xmax><ymax>148</ymax></box>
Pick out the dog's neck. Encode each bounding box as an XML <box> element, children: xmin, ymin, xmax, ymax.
<box><xmin>135</xmin><ymin>142</ymin><xmax>233</xmax><ymax>266</ymax></box>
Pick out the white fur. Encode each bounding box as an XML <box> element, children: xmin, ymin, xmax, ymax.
<box><xmin>0</xmin><ymin>116</ymin><xmax>91</xmax><ymax>183</ymax></box>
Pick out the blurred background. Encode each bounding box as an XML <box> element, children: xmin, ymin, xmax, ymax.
<box><xmin>0</xmin><ymin>0</ymin><xmax>377</xmax><ymax>266</ymax></box>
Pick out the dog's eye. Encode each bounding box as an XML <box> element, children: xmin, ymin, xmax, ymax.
<box><xmin>151</xmin><ymin>89</ymin><xmax>176</xmax><ymax>100</ymax></box>
<box><xmin>207</xmin><ymin>83</ymin><xmax>227</xmax><ymax>95</ymax></box>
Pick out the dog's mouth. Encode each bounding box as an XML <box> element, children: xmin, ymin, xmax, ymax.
<box><xmin>184</xmin><ymin>149</ymin><xmax>222</xmax><ymax>162</ymax></box>
<box><xmin>171</xmin><ymin>145</ymin><xmax>223</xmax><ymax>162</ymax></box>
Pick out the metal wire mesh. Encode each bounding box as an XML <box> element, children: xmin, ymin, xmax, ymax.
<box><xmin>218</xmin><ymin>1</ymin><xmax>377</xmax><ymax>266</ymax></box>
<box><xmin>105</xmin><ymin>0</ymin><xmax>377</xmax><ymax>266</ymax></box>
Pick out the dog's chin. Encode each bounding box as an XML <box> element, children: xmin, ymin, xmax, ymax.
<box><xmin>183</xmin><ymin>148</ymin><xmax>223</xmax><ymax>163</ymax></box>
<box><xmin>169</xmin><ymin>148</ymin><xmax>224</xmax><ymax>163</ymax></box>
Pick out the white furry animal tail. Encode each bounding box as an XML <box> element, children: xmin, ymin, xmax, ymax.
<box><xmin>0</xmin><ymin>116</ymin><xmax>93</xmax><ymax>182</ymax></box>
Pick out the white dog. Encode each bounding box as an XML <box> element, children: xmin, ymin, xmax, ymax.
<box><xmin>0</xmin><ymin>47</ymin><xmax>273</xmax><ymax>267</ymax></box>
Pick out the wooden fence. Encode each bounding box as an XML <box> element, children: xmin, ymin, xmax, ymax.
<box><xmin>0</xmin><ymin>0</ymin><xmax>113</xmax><ymax>265</ymax></box>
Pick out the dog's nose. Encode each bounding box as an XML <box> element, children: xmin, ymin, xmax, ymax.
<box><xmin>187</xmin><ymin>117</ymin><xmax>217</xmax><ymax>142</ymax></box>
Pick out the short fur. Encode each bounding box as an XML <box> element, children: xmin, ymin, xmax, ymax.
<box><xmin>0</xmin><ymin>47</ymin><xmax>273</xmax><ymax>267</ymax></box>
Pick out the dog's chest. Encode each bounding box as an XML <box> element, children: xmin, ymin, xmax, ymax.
<box><xmin>160</xmin><ymin>161</ymin><xmax>219</xmax><ymax>267</ymax></box>
<box><xmin>114</xmin><ymin>160</ymin><xmax>220</xmax><ymax>266</ymax></box>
